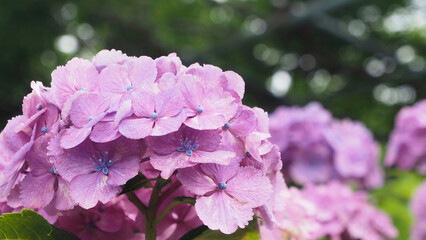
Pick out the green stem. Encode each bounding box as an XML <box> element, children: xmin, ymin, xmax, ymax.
<box><xmin>145</xmin><ymin>179</ymin><xmax>168</xmax><ymax>240</ymax></box>
<box><xmin>126</xmin><ymin>191</ymin><xmax>148</xmax><ymax>216</ymax></box>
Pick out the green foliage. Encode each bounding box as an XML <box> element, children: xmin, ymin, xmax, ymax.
<box><xmin>0</xmin><ymin>209</ymin><xmax>79</xmax><ymax>240</ymax></box>
<box><xmin>191</xmin><ymin>220</ymin><xmax>260</xmax><ymax>240</ymax></box>
<box><xmin>119</xmin><ymin>173</ymin><xmax>153</xmax><ymax>195</ymax></box>
<box><xmin>371</xmin><ymin>170</ymin><xmax>424</xmax><ymax>240</ymax></box>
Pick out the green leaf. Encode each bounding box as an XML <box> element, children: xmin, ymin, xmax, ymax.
<box><xmin>0</xmin><ymin>209</ymin><xmax>79</xmax><ymax>240</ymax></box>
<box><xmin>120</xmin><ymin>173</ymin><xmax>153</xmax><ymax>195</ymax></box>
<box><xmin>180</xmin><ymin>220</ymin><xmax>260</xmax><ymax>240</ymax></box>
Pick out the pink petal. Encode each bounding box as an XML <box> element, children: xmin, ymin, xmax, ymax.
<box><xmin>150</xmin><ymin>152</ymin><xmax>197</xmax><ymax>179</ymax></box>
<box><xmin>155</xmin><ymin>88</ymin><xmax>184</xmax><ymax>117</ymax></box>
<box><xmin>219</xmin><ymin>71</ymin><xmax>245</xmax><ymax>100</ymax></box>
<box><xmin>195</xmin><ymin>191</ymin><xmax>254</xmax><ymax>234</ymax></box>
<box><xmin>177</xmin><ymin>166</ymin><xmax>216</xmax><ymax>195</ymax></box>
<box><xmin>99</xmin><ymin>64</ymin><xmax>131</xmax><ymax>97</ymax></box>
<box><xmin>118</xmin><ymin>117</ymin><xmax>154</xmax><ymax>139</ymax></box>
<box><xmin>60</xmin><ymin>126</ymin><xmax>92</xmax><ymax>149</ymax></box>
<box><xmin>129</xmin><ymin>56</ymin><xmax>157</xmax><ymax>87</ymax></box>
<box><xmin>229</xmin><ymin>108</ymin><xmax>257</xmax><ymax>138</ymax></box>
<box><xmin>151</xmin><ymin>111</ymin><xmax>186</xmax><ymax>136</ymax></box>
<box><xmin>70</xmin><ymin>93</ymin><xmax>110</xmax><ymax>128</ymax></box>
<box><xmin>20</xmin><ymin>173</ymin><xmax>55</xmax><ymax>209</ymax></box>
<box><xmin>107</xmin><ymin>156</ymin><xmax>140</xmax><ymax>186</ymax></box>
<box><xmin>90</xmin><ymin>122</ymin><xmax>121</xmax><ymax>143</ymax></box>
<box><xmin>190</xmin><ymin>150</ymin><xmax>234</xmax><ymax>165</ymax></box>
<box><xmin>114</xmin><ymin>99</ymin><xmax>133</xmax><ymax>124</ymax></box>
<box><xmin>226</xmin><ymin>166</ymin><xmax>273</xmax><ymax>208</ymax></box>
<box><xmin>70</xmin><ymin>172</ymin><xmax>120</xmax><ymax>209</ymax></box>
<box><xmin>54</xmin><ymin>177</ymin><xmax>76</xmax><ymax>210</ymax></box>
<box><xmin>92</xmin><ymin>49</ymin><xmax>128</xmax><ymax>72</ymax></box>
<box><xmin>199</xmin><ymin>162</ymin><xmax>240</xmax><ymax>183</ymax></box>
<box><xmin>131</xmin><ymin>90</ymin><xmax>155</xmax><ymax>117</ymax></box>
<box><xmin>179</xmin><ymin>76</ymin><xmax>204</xmax><ymax>112</ymax></box>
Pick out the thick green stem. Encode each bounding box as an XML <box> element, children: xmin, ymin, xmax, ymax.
<box><xmin>144</xmin><ymin>179</ymin><xmax>167</xmax><ymax>240</ymax></box>
<box><xmin>126</xmin><ymin>191</ymin><xmax>147</xmax><ymax>216</ymax></box>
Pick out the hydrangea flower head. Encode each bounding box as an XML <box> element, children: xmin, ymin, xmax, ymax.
<box><xmin>411</xmin><ymin>180</ymin><xmax>426</xmax><ymax>240</ymax></box>
<box><xmin>177</xmin><ymin>162</ymin><xmax>272</xmax><ymax>234</ymax></box>
<box><xmin>386</xmin><ymin>100</ymin><xmax>426</xmax><ymax>174</ymax></box>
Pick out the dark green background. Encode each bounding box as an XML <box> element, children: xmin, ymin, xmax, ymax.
<box><xmin>1</xmin><ymin>0</ymin><xmax>425</xmax><ymax>239</ymax></box>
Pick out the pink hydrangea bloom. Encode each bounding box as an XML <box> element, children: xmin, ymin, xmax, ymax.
<box><xmin>386</xmin><ymin>100</ymin><xmax>426</xmax><ymax>174</ymax></box>
<box><xmin>51</xmin><ymin>58</ymin><xmax>100</xmax><ymax>108</ymax></box>
<box><xmin>154</xmin><ymin>53</ymin><xmax>185</xmax><ymax>80</ymax></box>
<box><xmin>56</xmin><ymin>203</ymin><xmax>134</xmax><ymax>240</ymax></box>
<box><xmin>92</xmin><ymin>49</ymin><xmax>128</xmax><ymax>72</ymax></box>
<box><xmin>177</xmin><ymin>162</ymin><xmax>272</xmax><ymax>234</ymax></box>
<box><xmin>179</xmin><ymin>75</ymin><xmax>238</xmax><ymax>130</ymax></box>
<box><xmin>53</xmin><ymin>137</ymin><xmax>142</xmax><ymax>209</ymax></box>
<box><xmin>20</xmin><ymin>134</ymin><xmax>75</xmax><ymax>210</ymax></box>
<box><xmin>259</xmin><ymin>185</ymin><xmax>321</xmax><ymax>240</ymax></box>
<box><xmin>119</xmin><ymin>88</ymin><xmax>186</xmax><ymax>139</ymax></box>
<box><xmin>146</xmin><ymin>125</ymin><xmax>235</xmax><ymax>179</ymax></box>
<box><xmin>301</xmin><ymin>181</ymin><xmax>398</xmax><ymax>240</ymax></box>
<box><xmin>269</xmin><ymin>102</ymin><xmax>383</xmax><ymax>188</ymax></box>
<box><xmin>60</xmin><ymin>93</ymin><xmax>110</xmax><ymax>149</ymax></box>
<box><xmin>411</xmin><ymin>180</ymin><xmax>426</xmax><ymax>240</ymax></box>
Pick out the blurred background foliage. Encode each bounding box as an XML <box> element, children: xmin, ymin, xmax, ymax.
<box><xmin>0</xmin><ymin>0</ymin><xmax>425</xmax><ymax>239</ymax></box>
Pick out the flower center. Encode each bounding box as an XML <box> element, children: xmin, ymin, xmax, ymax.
<box><xmin>36</xmin><ymin>104</ymin><xmax>42</xmax><ymax>111</ymax></box>
<box><xmin>93</xmin><ymin>152</ymin><xmax>114</xmax><ymax>175</ymax></box>
<box><xmin>88</xmin><ymin>116</ymin><xmax>93</xmax><ymax>121</ymax></box>
<box><xmin>151</xmin><ymin>112</ymin><xmax>158</xmax><ymax>119</ymax></box>
<box><xmin>224</xmin><ymin>122</ymin><xmax>230</xmax><ymax>129</ymax></box>
<box><xmin>218</xmin><ymin>182</ymin><xmax>227</xmax><ymax>190</ymax></box>
<box><xmin>126</xmin><ymin>85</ymin><xmax>133</xmax><ymax>91</ymax></box>
<box><xmin>197</xmin><ymin>106</ymin><xmax>203</xmax><ymax>113</ymax></box>
<box><xmin>79</xmin><ymin>87</ymin><xmax>86</xmax><ymax>91</ymax></box>
<box><xmin>41</xmin><ymin>127</ymin><xmax>48</xmax><ymax>133</ymax></box>
<box><xmin>50</xmin><ymin>166</ymin><xmax>57</xmax><ymax>175</ymax></box>
<box><xmin>177</xmin><ymin>137</ymin><xmax>199</xmax><ymax>156</ymax></box>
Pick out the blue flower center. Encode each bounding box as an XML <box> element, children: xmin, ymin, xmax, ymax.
<box><xmin>88</xmin><ymin>116</ymin><xmax>93</xmax><ymax>121</ymax></box>
<box><xmin>218</xmin><ymin>182</ymin><xmax>227</xmax><ymax>190</ymax></box>
<box><xmin>93</xmin><ymin>152</ymin><xmax>114</xmax><ymax>175</ymax></box>
<box><xmin>79</xmin><ymin>87</ymin><xmax>86</xmax><ymax>91</ymax></box>
<box><xmin>151</xmin><ymin>112</ymin><xmax>158</xmax><ymax>119</ymax></box>
<box><xmin>197</xmin><ymin>106</ymin><xmax>203</xmax><ymax>113</ymax></box>
<box><xmin>126</xmin><ymin>85</ymin><xmax>133</xmax><ymax>91</ymax></box>
<box><xmin>177</xmin><ymin>137</ymin><xmax>199</xmax><ymax>156</ymax></box>
<box><xmin>224</xmin><ymin>122</ymin><xmax>230</xmax><ymax>129</ymax></box>
<box><xmin>41</xmin><ymin>127</ymin><xmax>48</xmax><ymax>133</ymax></box>
<box><xmin>50</xmin><ymin>166</ymin><xmax>57</xmax><ymax>175</ymax></box>
<box><xmin>36</xmin><ymin>104</ymin><xmax>42</xmax><ymax>111</ymax></box>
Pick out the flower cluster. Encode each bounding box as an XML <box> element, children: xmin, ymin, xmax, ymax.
<box><xmin>411</xmin><ymin>180</ymin><xmax>426</xmax><ymax>240</ymax></box>
<box><xmin>269</xmin><ymin>102</ymin><xmax>384</xmax><ymax>189</ymax></box>
<box><xmin>386</xmin><ymin>100</ymin><xmax>426</xmax><ymax>174</ymax></box>
<box><xmin>0</xmin><ymin>49</ymin><xmax>280</xmax><ymax>238</ymax></box>
<box><xmin>260</xmin><ymin>181</ymin><xmax>398</xmax><ymax>240</ymax></box>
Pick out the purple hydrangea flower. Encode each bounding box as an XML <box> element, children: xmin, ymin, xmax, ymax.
<box><xmin>411</xmin><ymin>180</ymin><xmax>426</xmax><ymax>240</ymax></box>
<box><xmin>386</xmin><ymin>100</ymin><xmax>426</xmax><ymax>174</ymax></box>
<box><xmin>177</xmin><ymin>162</ymin><xmax>272</xmax><ymax>234</ymax></box>
<box><xmin>301</xmin><ymin>181</ymin><xmax>398</xmax><ymax>240</ymax></box>
<box><xmin>53</xmin><ymin>137</ymin><xmax>142</xmax><ymax>209</ymax></box>
<box><xmin>269</xmin><ymin>102</ymin><xmax>383</xmax><ymax>189</ymax></box>
<box><xmin>146</xmin><ymin>125</ymin><xmax>236</xmax><ymax>179</ymax></box>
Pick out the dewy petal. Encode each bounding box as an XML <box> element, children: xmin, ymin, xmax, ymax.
<box><xmin>179</xmin><ymin>76</ymin><xmax>205</xmax><ymax>113</ymax></box>
<box><xmin>90</xmin><ymin>121</ymin><xmax>121</xmax><ymax>143</ymax></box>
<box><xmin>195</xmin><ymin>191</ymin><xmax>254</xmax><ymax>234</ymax></box>
<box><xmin>150</xmin><ymin>152</ymin><xmax>197</xmax><ymax>179</ymax></box>
<box><xmin>228</xmin><ymin>108</ymin><xmax>257</xmax><ymax>138</ymax></box>
<box><xmin>177</xmin><ymin>166</ymin><xmax>217</xmax><ymax>196</ymax></box>
<box><xmin>69</xmin><ymin>172</ymin><xmax>121</xmax><ymax>209</ymax></box>
<box><xmin>118</xmin><ymin>117</ymin><xmax>154</xmax><ymax>139</ymax></box>
<box><xmin>226</xmin><ymin>166</ymin><xmax>273</xmax><ymax>208</ymax></box>
<box><xmin>20</xmin><ymin>173</ymin><xmax>55</xmax><ymax>209</ymax></box>
<box><xmin>219</xmin><ymin>71</ymin><xmax>245</xmax><ymax>100</ymax></box>
<box><xmin>145</xmin><ymin>130</ymin><xmax>182</xmax><ymax>155</ymax></box>
<box><xmin>99</xmin><ymin>63</ymin><xmax>131</xmax><ymax>97</ymax></box>
<box><xmin>183</xmin><ymin>127</ymin><xmax>222</xmax><ymax>152</ymax></box>
<box><xmin>114</xmin><ymin>99</ymin><xmax>133</xmax><ymax>125</ymax></box>
<box><xmin>60</xmin><ymin>126</ymin><xmax>92</xmax><ymax>149</ymax></box>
